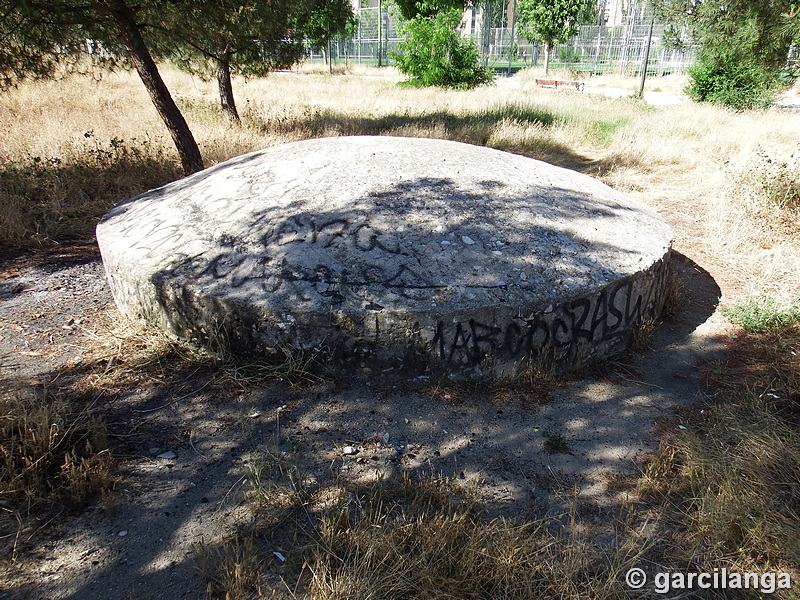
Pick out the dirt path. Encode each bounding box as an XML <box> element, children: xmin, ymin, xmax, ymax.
<box><xmin>0</xmin><ymin>235</ymin><xmax>731</xmax><ymax>599</ymax></box>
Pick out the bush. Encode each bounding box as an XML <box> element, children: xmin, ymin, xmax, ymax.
<box><xmin>390</xmin><ymin>9</ymin><xmax>493</xmax><ymax>90</ymax></box>
<box><xmin>686</xmin><ymin>51</ymin><xmax>780</xmax><ymax>110</ymax></box>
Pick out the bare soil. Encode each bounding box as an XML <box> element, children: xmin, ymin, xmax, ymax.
<box><xmin>0</xmin><ymin>234</ymin><xmax>731</xmax><ymax>599</ymax></box>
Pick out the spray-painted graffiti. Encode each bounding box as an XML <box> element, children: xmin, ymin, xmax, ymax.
<box><xmin>430</xmin><ymin>261</ymin><xmax>669</xmax><ymax>365</ymax></box>
<box><xmin>263</xmin><ymin>216</ymin><xmax>402</xmax><ymax>254</ymax></box>
<box><xmin>156</xmin><ymin>214</ymin><xmax>443</xmax><ymax>304</ymax></box>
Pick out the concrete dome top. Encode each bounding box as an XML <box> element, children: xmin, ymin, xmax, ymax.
<box><xmin>97</xmin><ymin>136</ymin><xmax>672</xmax><ymax>377</ymax></box>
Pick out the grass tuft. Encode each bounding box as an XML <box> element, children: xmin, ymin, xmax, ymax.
<box><xmin>722</xmin><ymin>294</ymin><xmax>800</xmax><ymax>332</ymax></box>
<box><xmin>195</xmin><ymin>536</ymin><xmax>266</xmax><ymax>600</ymax></box>
<box><xmin>0</xmin><ymin>387</ymin><xmax>113</xmax><ymax>520</ymax></box>
<box><xmin>638</xmin><ymin>323</ymin><xmax>800</xmax><ymax>593</ymax></box>
<box><xmin>301</xmin><ymin>474</ymin><xmax>635</xmax><ymax>600</ymax></box>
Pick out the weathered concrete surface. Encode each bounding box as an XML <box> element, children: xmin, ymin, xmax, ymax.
<box><xmin>96</xmin><ymin>136</ymin><xmax>672</xmax><ymax>378</ymax></box>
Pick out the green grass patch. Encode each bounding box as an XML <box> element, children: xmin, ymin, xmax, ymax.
<box><xmin>722</xmin><ymin>295</ymin><xmax>800</xmax><ymax>333</ymax></box>
<box><xmin>588</xmin><ymin>118</ymin><xmax>629</xmax><ymax>146</ymax></box>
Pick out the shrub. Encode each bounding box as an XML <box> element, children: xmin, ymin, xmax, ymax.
<box><xmin>390</xmin><ymin>9</ymin><xmax>493</xmax><ymax>90</ymax></box>
<box><xmin>685</xmin><ymin>51</ymin><xmax>780</xmax><ymax>110</ymax></box>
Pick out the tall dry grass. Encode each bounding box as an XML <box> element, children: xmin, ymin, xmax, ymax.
<box><xmin>3</xmin><ymin>64</ymin><xmax>798</xmax><ymax>302</ymax></box>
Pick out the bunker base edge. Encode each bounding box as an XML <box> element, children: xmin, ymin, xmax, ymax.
<box><xmin>106</xmin><ymin>250</ymin><xmax>672</xmax><ymax>382</ymax></box>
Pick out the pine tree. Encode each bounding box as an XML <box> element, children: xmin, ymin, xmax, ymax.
<box><xmin>2</xmin><ymin>0</ymin><xmax>206</xmax><ymax>175</ymax></box>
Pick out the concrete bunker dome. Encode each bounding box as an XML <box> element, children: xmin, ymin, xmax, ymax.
<box><xmin>96</xmin><ymin>136</ymin><xmax>673</xmax><ymax>379</ymax></box>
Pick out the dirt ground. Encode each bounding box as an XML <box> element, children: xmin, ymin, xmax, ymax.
<box><xmin>0</xmin><ymin>228</ymin><xmax>732</xmax><ymax>599</ymax></box>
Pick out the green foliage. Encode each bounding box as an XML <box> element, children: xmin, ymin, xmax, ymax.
<box><xmin>542</xmin><ymin>432</ymin><xmax>569</xmax><ymax>454</ymax></box>
<box><xmin>0</xmin><ymin>1</ymin><xmax>125</xmax><ymax>90</ymax></box>
<box><xmin>393</xmin><ymin>0</ymin><xmax>468</xmax><ymax>21</ymax></box>
<box><xmin>588</xmin><ymin>118</ymin><xmax>628</xmax><ymax>145</ymax></box>
<box><xmin>391</xmin><ymin>9</ymin><xmax>492</xmax><ymax>90</ymax></box>
<box><xmin>299</xmin><ymin>0</ymin><xmax>357</xmax><ymax>51</ymax></box>
<box><xmin>656</xmin><ymin>0</ymin><xmax>799</xmax><ymax>109</ymax></box>
<box><xmin>685</xmin><ymin>51</ymin><xmax>781</xmax><ymax>110</ymax></box>
<box><xmin>516</xmin><ymin>0</ymin><xmax>595</xmax><ymax>47</ymax></box>
<box><xmin>158</xmin><ymin>0</ymin><xmax>311</xmax><ymax>79</ymax></box>
<box><xmin>722</xmin><ymin>295</ymin><xmax>800</xmax><ymax>333</ymax></box>
<box><xmin>557</xmin><ymin>45</ymin><xmax>579</xmax><ymax>64</ymax></box>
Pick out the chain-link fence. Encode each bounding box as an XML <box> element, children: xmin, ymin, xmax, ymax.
<box><xmin>306</xmin><ymin>5</ymin><xmax>699</xmax><ymax>75</ymax></box>
<box><xmin>306</xmin><ymin>6</ymin><xmax>402</xmax><ymax>65</ymax></box>
<box><xmin>472</xmin><ymin>23</ymin><xmax>698</xmax><ymax>75</ymax></box>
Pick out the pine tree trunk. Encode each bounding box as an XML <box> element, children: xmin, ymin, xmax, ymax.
<box><xmin>216</xmin><ymin>53</ymin><xmax>240</xmax><ymax>123</ymax></box>
<box><xmin>107</xmin><ymin>0</ymin><xmax>204</xmax><ymax>175</ymax></box>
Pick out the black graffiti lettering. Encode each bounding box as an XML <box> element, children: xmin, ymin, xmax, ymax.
<box><xmin>590</xmin><ymin>290</ymin><xmax>608</xmax><ymax>341</ymax></box>
<box><xmin>430</xmin><ymin>264</ymin><xmax>672</xmax><ymax>366</ymax></box>
<box><xmin>607</xmin><ymin>281</ymin><xmax>626</xmax><ymax>333</ymax></box>
<box><xmin>353</xmin><ymin>223</ymin><xmax>401</xmax><ymax>254</ymax></box>
<box><xmin>275</xmin><ymin>216</ymin><xmax>311</xmax><ymax>246</ymax></box>
<box><xmin>319</xmin><ymin>288</ymin><xmax>345</xmax><ymax>305</ymax></box>
<box><xmin>449</xmin><ymin>322</ymin><xmax>473</xmax><ymax>364</ymax></box>
<box><xmin>432</xmin><ymin>321</ymin><xmax>446</xmax><ymax>359</ymax></box>
<box><xmin>623</xmin><ymin>280</ymin><xmax>644</xmax><ymax>325</ymax></box>
<box><xmin>503</xmin><ymin>321</ymin><xmax>524</xmax><ymax>357</ymax></box>
<box><xmin>469</xmin><ymin>319</ymin><xmax>501</xmax><ymax>358</ymax></box>
<box><xmin>524</xmin><ymin>317</ymin><xmax>550</xmax><ymax>354</ymax></box>
<box><xmin>382</xmin><ymin>265</ymin><xmax>437</xmax><ymax>289</ymax></box>
<box><xmin>313</xmin><ymin>219</ymin><xmax>349</xmax><ymax>247</ymax></box>
<box><xmin>205</xmin><ymin>254</ymin><xmax>245</xmax><ymax>280</ymax></box>
<box><xmin>569</xmin><ymin>298</ymin><xmax>592</xmax><ymax>342</ymax></box>
<box><xmin>229</xmin><ymin>257</ymin><xmax>266</xmax><ymax>288</ymax></box>
<box><xmin>551</xmin><ymin>314</ymin><xmax>572</xmax><ymax>347</ymax></box>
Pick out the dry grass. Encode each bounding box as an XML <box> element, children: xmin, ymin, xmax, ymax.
<box><xmin>638</xmin><ymin>324</ymin><xmax>800</xmax><ymax>595</ymax></box>
<box><xmin>4</xmin><ymin>65</ymin><xmax>799</xmax><ymax>301</ymax></box>
<box><xmin>5</xmin><ymin>64</ymin><xmax>800</xmax><ymax>598</ymax></box>
<box><xmin>198</xmin><ymin>470</ymin><xmax>648</xmax><ymax>600</ymax></box>
<box><xmin>0</xmin><ymin>134</ymin><xmax>179</xmax><ymax>248</ymax></box>
<box><xmin>0</xmin><ymin>386</ymin><xmax>113</xmax><ymax>528</ymax></box>
<box><xmin>195</xmin><ymin>535</ymin><xmax>266</xmax><ymax>600</ymax></box>
<box><xmin>70</xmin><ymin>312</ymin><xmax>319</xmax><ymax>397</ymax></box>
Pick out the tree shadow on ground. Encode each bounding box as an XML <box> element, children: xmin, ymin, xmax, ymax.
<box><xmin>0</xmin><ymin>243</ymin><xmax>724</xmax><ymax>599</ymax></box>
<box><xmin>244</xmin><ymin>103</ymin><xmax>597</xmax><ymax>173</ymax></box>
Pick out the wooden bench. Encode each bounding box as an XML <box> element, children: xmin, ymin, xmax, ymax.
<box><xmin>535</xmin><ymin>79</ymin><xmax>585</xmax><ymax>92</ymax></box>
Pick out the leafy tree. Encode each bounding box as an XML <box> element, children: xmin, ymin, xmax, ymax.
<box><xmin>301</xmin><ymin>0</ymin><xmax>358</xmax><ymax>71</ymax></box>
<box><xmin>158</xmin><ymin>0</ymin><xmax>310</xmax><ymax>123</ymax></box>
<box><xmin>390</xmin><ymin>8</ymin><xmax>492</xmax><ymax>89</ymax></box>
<box><xmin>656</xmin><ymin>0</ymin><xmax>800</xmax><ymax>109</ymax></box>
<box><xmin>394</xmin><ymin>0</ymin><xmax>469</xmax><ymax>21</ymax></box>
<box><xmin>516</xmin><ymin>0</ymin><xmax>596</xmax><ymax>73</ymax></box>
<box><xmin>1</xmin><ymin>0</ymin><xmax>204</xmax><ymax>175</ymax></box>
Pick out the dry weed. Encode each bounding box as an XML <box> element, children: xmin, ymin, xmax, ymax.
<box><xmin>0</xmin><ymin>387</ymin><xmax>113</xmax><ymax>521</ymax></box>
<box><xmin>195</xmin><ymin>535</ymin><xmax>266</xmax><ymax>600</ymax></box>
<box><xmin>301</xmin><ymin>474</ymin><xmax>641</xmax><ymax>600</ymax></box>
<box><xmin>638</xmin><ymin>325</ymin><xmax>800</xmax><ymax>595</ymax></box>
